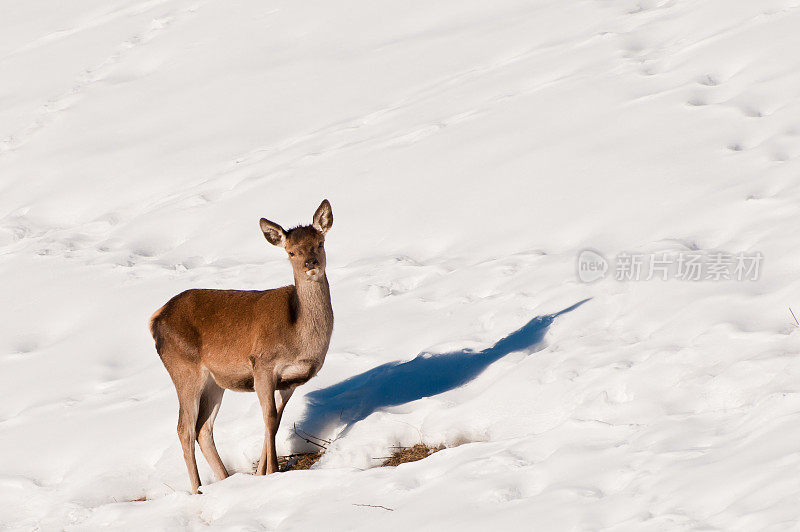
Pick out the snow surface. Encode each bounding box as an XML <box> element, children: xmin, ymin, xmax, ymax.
<box><xmin>2</xmin><ymin>0</ymin><xmax>800</xmax><ymax>529</ymax></box>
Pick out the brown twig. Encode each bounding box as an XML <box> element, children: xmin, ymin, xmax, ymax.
<box><xmin>790</xmin><ymin>307</ymin><xmax>799</xmax><ymax>327</ymax></box>
<box><xmin>352</xmin><ymin>503</ymin><xmax>394</xmax><ymax>511</ymax></box>
<box><xmin>298</xmin><ymin>428</ymin><xmax>331</xmax><ymax>445</ymax></box>
<box><xmin>293</xmin><ymin>423</ymin><xmax>329</xmax><ymax>449</ymax></box>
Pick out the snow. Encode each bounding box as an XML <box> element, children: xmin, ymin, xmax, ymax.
<box><xmin>2</xmin><ymin>0</ymin><xmax>800</xmax><ymax>529</ymax></box>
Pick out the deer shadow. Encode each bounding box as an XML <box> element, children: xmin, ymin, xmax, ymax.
<box><xmin>295</xmin><ymin>299</ymin><xmax>589</xmax><ymax>443</ymax></box>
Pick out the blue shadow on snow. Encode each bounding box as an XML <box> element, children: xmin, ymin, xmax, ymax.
<box><xmin>297</xmin><ymin>298</ymin><xmax>589</xmax><ymax>441</ymax></box>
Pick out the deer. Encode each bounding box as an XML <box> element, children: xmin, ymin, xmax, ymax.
<box><xmin>149</xmin><ymin>199</ymin><xmax>334</xmax><ymax>493</ymax></box>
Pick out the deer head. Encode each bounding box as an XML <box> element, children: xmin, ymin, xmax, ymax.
<box><xmin>260</xmin><ymin>199</ymin><xmax>333</xmax><ymax>282</ymax></box>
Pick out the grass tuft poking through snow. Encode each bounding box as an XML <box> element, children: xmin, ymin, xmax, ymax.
<box><xmin>278</xmin><ymin>443</ymin><xmax>446</xmax><ymax>471</ymax></box>
<box><xmin>380</xmin><ymin>444</ymin><xmax>445</xmax><ymax>467</ymax></box>
<box><xmin>279</xmin><ymin>452</ymin><xmax>325</xmax><ymax>472</ymax></box>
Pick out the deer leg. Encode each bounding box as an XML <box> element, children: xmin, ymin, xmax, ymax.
<box><xmin>275</xmin><ymin>387</ymin><xmax>295</xmax><ymax>426</ymax></box>
<box><xmin>173</xmin><ymin>370</ymin><xmax>206</xmax><ymax>494</ymax></box>
<box><xmin>196</xmin><ymin>379</ymin><xmax>228</xmax><ymax>482</ymax></box>
<box><xmin>252</xmin><ymin>359</ymin><xmax>279</xmax><ymax>475</ymax></box>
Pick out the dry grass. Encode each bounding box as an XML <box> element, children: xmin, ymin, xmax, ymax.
<box><xmin>380</xmin><ymin>443</ymin><xmax>444</xmax><ymax>467</ymax></box>
<box><xmin>280</xmin><ymin>451</ymin><xmax>324</xmax><ymax>471</ymax></box>
<box><xmin>253</xmin><ymin>452</ymin><xmax>324</xmax><ymax>473</ymax></box>
<box><xmin>254</xmin><ymin>442</ymin><xmax>443</xmax><ymax>474</ymax></box>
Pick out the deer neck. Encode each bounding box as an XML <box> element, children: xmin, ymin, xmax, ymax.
<box><xmin>293</xmin><ymin>273</ymin><xmax>334</xmax><ymax>346</ymax></box>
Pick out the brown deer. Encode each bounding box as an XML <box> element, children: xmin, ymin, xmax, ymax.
<box><xmin>149</xmin><ymin>200</ymin><xmax>334</xmax><ymax>493</ymax></box>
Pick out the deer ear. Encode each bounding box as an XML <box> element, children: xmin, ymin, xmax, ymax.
<box><xmin>260</xmin><ymin>218</ymin><xmax>286</xmax><ymax>247</ymax></box>
<box><xmin>312</xmin><ymin>199</ymin><xmax>333</xmax><ymax>234</ymax></box>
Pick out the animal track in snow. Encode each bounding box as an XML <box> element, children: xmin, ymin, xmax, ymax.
<box><xmin>0</xmin><ymin>4</ymin><xmax>202</xmax><ymax>156</ymax></box>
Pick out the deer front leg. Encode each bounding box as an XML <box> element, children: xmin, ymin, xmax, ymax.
<box><xmin>251</xmin><ymin>357</ymin><xmax>280</xmax><ymax>475</ymax></box>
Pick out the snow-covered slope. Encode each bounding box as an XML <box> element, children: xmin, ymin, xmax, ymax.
<box><xmin>2</xmin><ymin>0</ymin><xmax>800</xmax><ymax>529</ymax></box>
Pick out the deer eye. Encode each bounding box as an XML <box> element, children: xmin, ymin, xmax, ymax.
<box><xmin>288</xmin><ymin>251</ymin><xmax>295</xmax><ymax>256</ymax></box>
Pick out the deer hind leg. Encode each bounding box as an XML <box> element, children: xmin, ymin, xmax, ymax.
<box><xmin>196</xmin><ymin>379</ymin><xmax>228</xmax><ymax>482</ymax></box>
<box><xmin>167</xmin><ymin>360</ymin><xmax>207</xmax><ymax>494</ymax></box>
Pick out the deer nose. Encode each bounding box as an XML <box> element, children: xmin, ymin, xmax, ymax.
<box><xmin>305</xmin><ymin>257</ymin><xmax>319</xmax><ymax>269</ymax></box>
